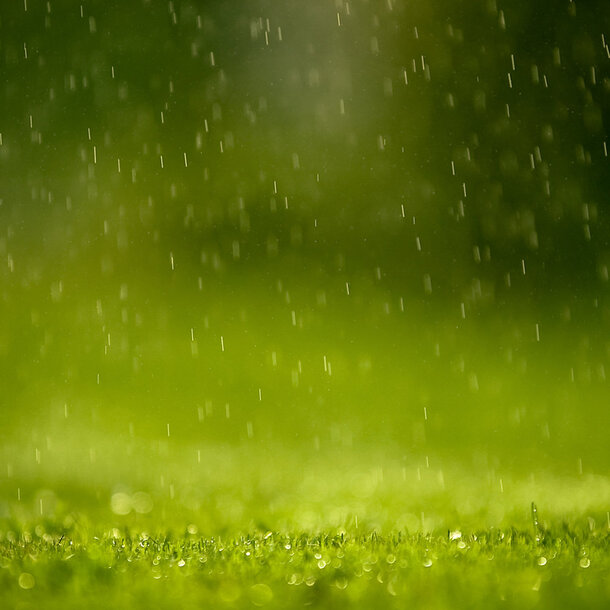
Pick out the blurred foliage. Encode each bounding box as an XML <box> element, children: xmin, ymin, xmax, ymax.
<box><xmin>0</xmin><ymin>0</ymin><xmax>608</xmax><ymax>518</ymax></box>
<box><xmin>1</xmin><ymin>0</ymin><xmax>608</xmax><ymax>286</ymax></box>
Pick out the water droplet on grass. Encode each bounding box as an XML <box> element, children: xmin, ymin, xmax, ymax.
<box><xmin>250</xmin><ymin>583</ymin><xmax>273</xmax><ymax>606</ymax></box>
<box><xmin>18</xmin><ymin>573</ymin><xmax>35</xmax><ymax>589</ymax></box>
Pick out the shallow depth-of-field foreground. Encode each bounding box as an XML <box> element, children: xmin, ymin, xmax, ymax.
<box><xmin>1</xmin><ymin>434</ymin><xmax>610</xmax><ymax>609</ymax></box>
<box><xmin>1</xmin><ymin>525</ymin><xmax>609</xmax><ymax>609</ymax></box>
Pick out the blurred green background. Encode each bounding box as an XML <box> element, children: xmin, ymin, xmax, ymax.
<box><xmin>0</xmin><ymin>0</ymin><xmax>609</xmax><ymax>530</ymax></box>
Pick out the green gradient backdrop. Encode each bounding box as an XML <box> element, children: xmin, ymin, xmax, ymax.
<box><xmin>0</xmin><ymin>0</ymin><xmax>609</xmax><ymax>526</ymax></box>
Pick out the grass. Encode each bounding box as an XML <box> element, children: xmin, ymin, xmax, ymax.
<box><xmin>1</xmin><ymin>432</ymin><xmax>609</xmax><ymax>609</ymax></box>
<box><xmin>1</xmin><ymin>522</ymin><xmax>609</xmax><ymax>609</ymax></box>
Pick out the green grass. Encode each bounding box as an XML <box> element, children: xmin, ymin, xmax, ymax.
<box><xmin>1</xmin><ymin>523</ymin><xmax>609</xmax><ymax>609</ymax></box>
<box><xmin>1</xmin><ymin>433</ymin><xmax>609</xmax><ymax>609</ymax></box>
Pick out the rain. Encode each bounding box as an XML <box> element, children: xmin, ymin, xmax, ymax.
<box><xmin>0</xmin><ymin>0</ymin><xmax>609</xmax><ymax>607</ymax></box>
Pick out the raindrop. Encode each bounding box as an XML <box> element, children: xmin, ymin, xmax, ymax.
<box><xmin>18</xmin><ymin>573</ymin><xmax>35</xmax><ymax>590</ymax></box>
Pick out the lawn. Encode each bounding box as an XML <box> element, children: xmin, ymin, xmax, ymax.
<box><xmin>1</xmin><ymin>424</ymin><xmax>609</xmax><ymax>608</ymax></box>
<box><xmin>2</xmin><ymin>525</ymin><xmax>609</xmax><ymax>609</ymax></box>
